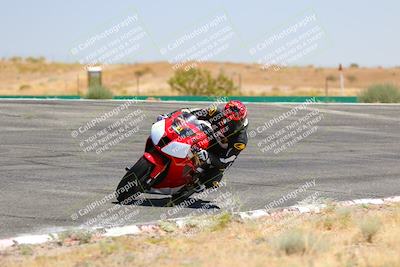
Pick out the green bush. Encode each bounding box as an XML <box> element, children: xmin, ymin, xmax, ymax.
<box><xmin>359</xmin><ymin>84</ymin><xmax>400</xmax><ymax>103</ymax></box>
<box><xmin>168</xmin><ymin>68</ymin><xmax>237</xmax><ymax>96</ymax></box>
<box><xmin>86</xmin><ymin>85</ymin><xmax>113</xmax><ymax>99</ymax></box>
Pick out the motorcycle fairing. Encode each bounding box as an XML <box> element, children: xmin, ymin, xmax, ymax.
<box><xmin>144</xmin><ymin>111</ymin><xmax>211</xmax><ymax>190</ymax></box>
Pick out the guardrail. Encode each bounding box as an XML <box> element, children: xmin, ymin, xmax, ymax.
<box><xmin>0</xmin><ymin>95</ymin><xmax>358</xmax><ymax>103</ymax></box>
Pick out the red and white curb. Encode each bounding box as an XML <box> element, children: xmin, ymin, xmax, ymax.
<box><xmin>1</xmin><ymin>195</ymin><xmax>400</xmax><ymax>250</ymax></box>
<box><xmin>237</xmin><ymin>196</ymin><xmax>400</xmax><ymax>220</ymax></box>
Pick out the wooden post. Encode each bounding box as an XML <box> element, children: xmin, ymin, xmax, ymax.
<box><xmin>339</xmin><ymin>64</ymin><xmax>344</xmax><ymax>96</ymax></box>
<box><xmin>325</xmin><ymin>77</ymin><xmax>329</xmax><ymax>96</ymax></box>
<box><xmin>77</xmin><ymin>74</ymin><xmax>80</xmax><ymax>95</ymax></box>
<box><xmin>238</xmin><ymin>73</ymin><xmax>242</xmax><ymax>94</ymax></box>
<box><xmin>136</xmin><ymin>77</ymin><xmax>140</xmax><ymax>95</ymax></box>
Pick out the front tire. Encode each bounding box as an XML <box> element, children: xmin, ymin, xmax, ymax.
<box><xmin>116</xmin><ymin>157</ymin><xmax>153</xmax><ymax>203</ymax></box>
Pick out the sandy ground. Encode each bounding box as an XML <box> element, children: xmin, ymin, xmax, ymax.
<box><xmin>1</xmin><ymin>59</ymin><xmax>399</xmax><ymax>96</ymax></box>
<box><xmin>1</xmin><ymin>203</ymin><xmax>399</xmax><ymax>267</ymax></box>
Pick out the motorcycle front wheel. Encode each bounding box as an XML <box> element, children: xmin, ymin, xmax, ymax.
<box><xmin>116</xmin><ymin>157</ymin><xmax>153</xmax><ymax>203</ymax></box>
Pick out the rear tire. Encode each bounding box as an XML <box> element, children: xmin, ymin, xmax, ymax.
<box><xmin>116</xmin><ymin>157</ymin><xmax>153</xmax><ymax>203</ymax></box>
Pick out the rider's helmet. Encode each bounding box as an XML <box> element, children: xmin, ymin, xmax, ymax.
<box><xmin>223</xmin><ymin>100</ymin><xmax>248</xmax><ymax>133</ymax></box>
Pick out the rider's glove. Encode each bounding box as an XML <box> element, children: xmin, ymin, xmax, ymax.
<box><xmin>156</xmin><ymin>114</ymin><xmax>168</xmax><ymax>121</ymax></box>
<box><xmin>196</xmin><ymin>149</ymin><xmax>211</xmax><ymax>164</ymax></box>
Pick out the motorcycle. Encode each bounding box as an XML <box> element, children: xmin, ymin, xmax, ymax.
<box><xmin>115</xmin><ymin>111</ymin><xmax>213</xmax><ymax>205</ymax></box>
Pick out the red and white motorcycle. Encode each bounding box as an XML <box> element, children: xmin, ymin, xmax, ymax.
<box><xmin>116</xmin><ymin>111</ymin><xmax>213</xmax><ymax>205</ymax></box>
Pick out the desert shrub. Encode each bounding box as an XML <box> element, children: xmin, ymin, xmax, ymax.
<box><xmin>58</xmin><ymin>230</ymin><xmax>93</xmax><ymax>245</ymax></box>
<box><xmin>359</xmin><ymin>84</ymin><xmax>400</xmax><ymax>103</ymax></box>
<box><xmin>168</xmin><ymin>68</ymin><xmax>237</xmax><ymax>96</ymax></box>
<box><xmin>19</xmin><ymin>84</ymin><xmax>31</xmax><ymax>90</ymax></box>
<box><xmin>323</xmin><ymin>200</ymin><xmax>337</xmax><ymax>213</ymax></box>
<box><xmin>99</xmin><ymin>240</ymin><xmax>119</xmax><ymax>255</ymax></box>
<box><xmin>159</xmin><ymin>221</ymin><xmax>177</xmax><ymax>233</ymax></box>
<box><xmin>314</xmin><ymin>67</ymin><xmax>323</xmax><ymax>73</ymax></box>
<box><xmin>211</xmin><ymin>212</ymin><xmax>232</xmax><ymax>231</ymax></box>
<box><xmin>9</xmin><ymin>56</ymin><xmax>22</xmax><ymax>62</ymax></box>
<box><xmin>295</xmin><ymin>89</ymin><xmax>323</xmax><ymax>96</ymax></box>
<box><xmin>86</xmin><ymin>85</ymin><xmax>113</xmax><ymax>99</ymax></box>
<box><xmin>275</xmin><ymin>229</ymin><xmax>327</xmax><ymax>255</ymax></box>
<box><xmin>271</xmin><ymin>87</ymin><xmax>282</xmax><ymax>96</ymax></box>
<box><xmin>26</xmin><ymin>56</ymin><xmax>46</xmax><ymax>64</ymax></box>
<box><xmin>321</xmin><ymin>216</ymin><xmax>335</xmax><ymax>230</ymax></box>
<box><xmin>335</xmin><ymin>207</ymin><xmax>352</xmax><ymax>227</ymax></box>
<box><xmin>359</xmin><ymin>217</ymin><xmax>380</xmax><ymax>242</ymax></box>
<box><xmin>326</xmin><ymin>74</ymin><xmax>337</xmax><ymax>81</ymax></box>
<box><xmin>18</xmin><ymin>244</ymin><xmax>33</xmax><ymax>255</ymax></box>
<box><xmin>318</xmin><ymin>207</ymin><xmax>352</xmax><ymax>230</ymax></box>
<box><xmin>347</xmin><ymin>75</ymin><xmax>357</xmax><ymax>83</ymax></box>
<box><xmin>276</xmin><ymin>229</ymin><xmax>306</xmax><ymax>255</ymax></box>
<box><xmin>350</xmin><ymin>63</ymin><xmax>359</xmax><ymax>68</ymax></box>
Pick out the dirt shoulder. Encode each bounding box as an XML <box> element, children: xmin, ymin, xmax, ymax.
<box><xmin>1</xmin><ymin>202</ymin><xmax>399</xmax><ymax>267</ymax></box>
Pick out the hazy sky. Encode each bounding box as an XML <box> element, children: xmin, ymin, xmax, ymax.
<box><xmin>1</xmin><ymin>0</ymin><xmax>399</xmax><ymax>67</ymax></box>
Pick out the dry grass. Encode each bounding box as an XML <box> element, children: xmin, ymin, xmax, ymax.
<box><xmin>1</xmin><ymin>203</ymin><xmax>400</xmax><ymax>267</ymax></box>
<box><xmin>1</xmin><ymin>59</ymin><xmax>400</xmax><ymax>96</ymax></box>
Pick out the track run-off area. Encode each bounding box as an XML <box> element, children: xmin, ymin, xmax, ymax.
<box><xmin>0</xmin><ymin>100</ymin><xmax>399</xmax><ymax>238</ymax></box>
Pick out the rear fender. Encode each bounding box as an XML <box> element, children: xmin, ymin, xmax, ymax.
<box><xmin>143</xmin><ymin>152</ymin><xmax>167</xmax><ymax>179</ymax></box>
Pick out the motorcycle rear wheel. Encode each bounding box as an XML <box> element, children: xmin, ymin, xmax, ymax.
<box><xmin>116</xmin><ymin>157</ymin><xmax>152</xmax><ymax>203</ymax></box>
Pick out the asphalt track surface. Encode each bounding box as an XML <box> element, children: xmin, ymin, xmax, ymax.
<box><xmin>0</xmin><ymin>100</ymin><xmax>399</xmax><ymax>238</ymax></box>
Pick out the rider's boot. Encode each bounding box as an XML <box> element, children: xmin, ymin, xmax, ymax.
<box><xmin>167</xmin><ymin>175</ymin><xmax>205</xmax><ymax>206</ymax></box>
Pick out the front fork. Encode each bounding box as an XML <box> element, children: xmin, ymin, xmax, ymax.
<box><xmin>142</xmin><ymin>152</ymin><xmax>169</xmax><ymax>189</ymax></box>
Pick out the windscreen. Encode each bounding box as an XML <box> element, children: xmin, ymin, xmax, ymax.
<box><xmin>171</xmin><ymin>113</ymin><xmax>201</xmax><ymax>138</ymax></box>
